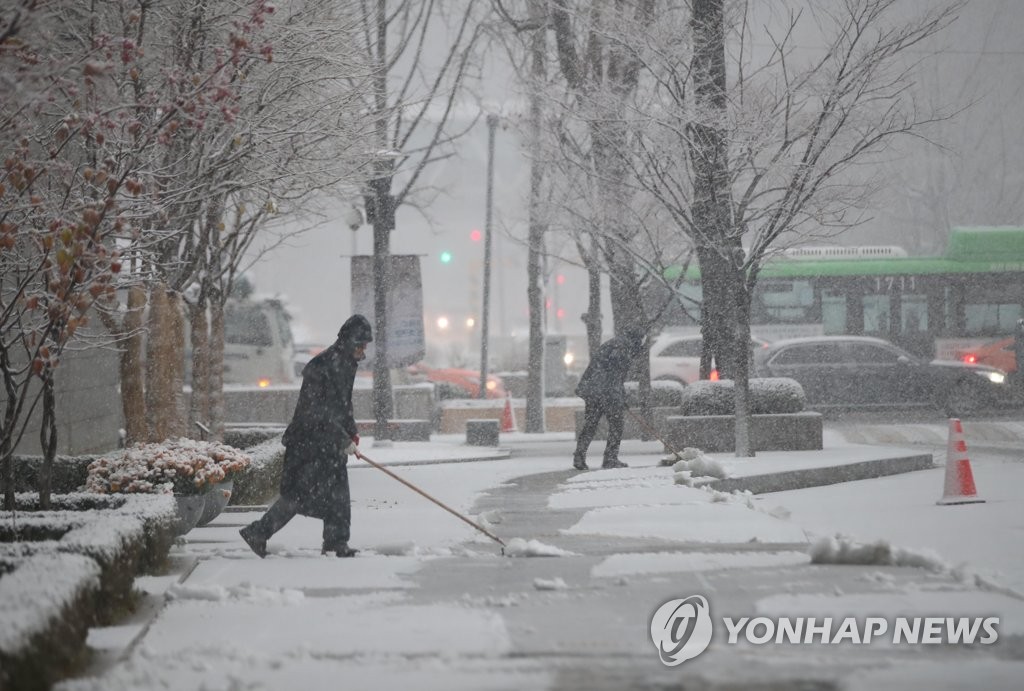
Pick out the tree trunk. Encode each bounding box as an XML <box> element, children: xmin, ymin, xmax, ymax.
<box><xmin>145</xmin><ymin>284</ymin><xmax>186</xmax><ymax>441</ymax></box>
<box><xmin>121</xmin><ymin>286</ymin><xmax>148</xmax><ymax>444</ymax></box>
<box><xmin>168</xmin><ymin>290</ymin><xmax>187</xmax><ymax>439</ymax></box>
<box><xmin>2</xmin><ymin>346</ymin><xmax>18</xmax><ymax>509</ymax></box>
<box><xmin>371</xmin><ymin>181</ymin><xmax>395</xmax><ymax>441</ymax></box>
<box><xmin>144</xmin><ymin>285</ymin><xmax>168</xmax><ymax>441</ymax></box>
<box><xmin>583</xmin><ymin>236</ymin><xmax>603</xmax><ymax>356</ymax></box>
<box><xmin>208</xmin><ymin>299</ymin><xmax>226</xmax><ymax>442</ymax></box>
<box><xmin>733</xmin><ymin>278</ymin><xmax>754</xmax><ymax>457</ymax></box>
<box><xmin>525</xmin><ymin>13</ymin><xmax>547</xmax><ymax>433</ymax></box>
<box><xmin>38</xmin><ymin>371</ymin><xmax>56</xmax><ymax>509</ymax></box>
<box><xmin>188</xmin><ymin>298</ymin><xmax>210</xmax><ymax>438</ymax></box>
<box><xmin>690</xmin><ymin>0</ymin><xmax>751</xmax><ymax>456</ymax></box>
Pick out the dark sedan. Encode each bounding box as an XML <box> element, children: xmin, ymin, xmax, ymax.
<box><xmin>752</xmin><ymin>336</ymin><xmax>1009</xmax><ymax>417</ymax></box>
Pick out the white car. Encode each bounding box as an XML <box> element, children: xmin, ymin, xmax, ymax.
<box><xmin>649</xmin><ymin>333</ymin><xmax>770</xmax><ymax>385</ymax></box>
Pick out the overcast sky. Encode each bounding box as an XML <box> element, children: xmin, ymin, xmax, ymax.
<box><xmin>248</xmin><ymin>0</ymin><xmax>1023</xmax><ymax>361</ymax></box>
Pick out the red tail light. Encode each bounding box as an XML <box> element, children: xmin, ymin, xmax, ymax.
<box><xmin>962</xmin><ymin>353</ymin><xmax>977</xmax><ymax>364</ymax></box>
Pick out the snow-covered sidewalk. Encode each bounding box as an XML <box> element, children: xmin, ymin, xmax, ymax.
<box><xmin>57</xmin><ymin>437</ymin><xmax>1024</xmax><ymax>690</ymax></box>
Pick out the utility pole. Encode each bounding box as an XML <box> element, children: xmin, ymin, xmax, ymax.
<box><xmin>478</xmin><ymin>114</ymin><xmax>498</xmax><ymax>398</ymax></box>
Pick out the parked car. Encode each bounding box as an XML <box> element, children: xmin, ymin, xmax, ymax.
<box><xmin>405</xmin><ymin>364</ymin><xmax>507</xmax><ymax>399</ymax></box>
<box><xmin>752</xmin><ymin>335</ymin><xmax>1009</xmax><ymax>417</ymax></box>
<box><xmin>293</xmin><ymin>343</ymin><xmax>327</xmax><ymax>378</ymax></box>
<box><xmin>221</xmin><ymin>298</ymin><xmax>296</xmax><ymax>387</ymax></box>
<box><xmin>649</xmin><ymin>333</ymin><xmax>771</xmax><ymax>385</ymax></box>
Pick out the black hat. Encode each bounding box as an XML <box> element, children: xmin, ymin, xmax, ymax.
<box><xmin>338</xmin><ymin>314</ymin><xmax>373</xmax><ymax>344</ymax></box>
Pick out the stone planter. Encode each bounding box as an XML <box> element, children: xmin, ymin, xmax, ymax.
<box><xmin>196</xmin><ymin>479</ymin><xmax>234</xmax><ymax>527</ymax></box>
<box><xmin>173</xmin><ymin>494</ymin><xmax>207</xmax><ymax>535</ymax></box>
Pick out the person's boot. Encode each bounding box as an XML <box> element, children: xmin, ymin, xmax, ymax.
<box><xmin>239</xmin><ymin>525</ymin><xmax>267</xmax><ymax>558</ymax></box>
<box><xmin>601</xmin><ymin>458</ymin><xmax>628</xmax><ymax>469</ymax></box>
<box><xmin>334</xmin><ymin>544</ymin><xmax>358</xmax><ymax>558</ymax></box>
<box><xmin>572</xmin><ymin>453</ymin><xmax>588</xmax><ymax>471</ymax></box>
<box><xmin>323</xmin><ymin>541</ymin><xmax>358</xmax><ymax>558</ymax></box>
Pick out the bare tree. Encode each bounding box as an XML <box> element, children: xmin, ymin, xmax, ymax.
<box><xmin>494</xmin><ymin>0</ymin><xmax>696</xmax><ymax>427</ymax></box>
<box><xmin>91</xmin><ymin>0</ymin><xmax>372</xmax><ymax>444</ymax></box>
<box><xmin>354</xmin><ymin>0</ymin><xmax>489</xmax><ymax>440</ymax></box>
<box><xmin>547</xmin><ymin>0</ymin><xmax>658</xmax><ymax>344</ymax></box>
<box><xmin>628</xmin><ymin>0</ymin><xmax>962</xmax><ymax>455</ymax></box>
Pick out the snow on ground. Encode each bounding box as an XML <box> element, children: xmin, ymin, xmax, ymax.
<box><xmin>761</xmin><ymin>457</ymin><xmax>1024</xmax><ymax>594</ymax></box>
<box><xmin>756</xmin><ymin>590</ymin><xmax>1024</xmax><ymax>639</ymax></box>
<box><xmin>553</xmin><ymin>461</ymin><xmax>809</xmax><ymax>544</ymax></box>
<box><xmin>591</xmin><ymin>550</ymin><xmax>811</xmax><ymax>579</ymax></box>
<box><xmin>42</xmin><ymin>430</ymin><xmax>1024</xmax><ymax>690</ymax></box>
<box><xmin>841</xmin><ymin>659</ymin><xmax>1024</xmax><ymax>691</ymax></box>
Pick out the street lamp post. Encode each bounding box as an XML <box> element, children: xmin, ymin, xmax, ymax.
<box><xmin>478</xmin><ymin>114</ymin><xmax>498</xmax><ymax>399</ymax></box>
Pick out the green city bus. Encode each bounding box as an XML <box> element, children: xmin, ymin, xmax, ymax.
<box><xmin>662</xmin><ymin>226</ymin><xmax>1024</xmax><ymax>363</ymax></box>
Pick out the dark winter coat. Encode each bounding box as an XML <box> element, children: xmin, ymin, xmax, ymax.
<box><xmin>279</xmin><ymin>319</ymin><xmax>368</xmax><ymax>519</ymax></box>
<box><xmin>575</xmin><ymin>330</ymin><xmax>645</xmax><ymax>407</ymax></box>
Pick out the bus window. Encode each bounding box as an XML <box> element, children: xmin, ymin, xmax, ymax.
<box><xmin>821</xmin><ymin>287</ymin><xmax>847</xmax><ymax>334</ymax></box>
<box><xmin>901</xmin><ymin>295</ymin><xmax>929</xmax><ymax>332</ymax></box>
<box><xmin>965</xmin><ymin>301</ymin><xmax>1021</xmax><ymax>336</ymax></box>
<box><xmin>862</xmin><ymin>294</ymin><xmax>891</xmax><ymax>334</ymax></box>
<box><xmin>754</xmin><ymin>279</ymin><xmax>816</xmax><ymax>323</ymax></box>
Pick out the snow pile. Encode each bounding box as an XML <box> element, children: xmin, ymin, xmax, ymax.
<box><xmin>167</xmin><ymin>582</ymin><xmax>305</xmax><ymax>606</ymax></box>
<box><xmin>659</xmin><ymin>446</ymin><xmax>702</xmax><ymax>466</ymax></box>
<box><xmin>533</xmin><ymin>577</ymin><xmax>568</xmax><ymax>591</ymax></box>
<box><xmin>671</xmin><ymin>449</ymin><xmax>729</xmax><ymax>485</ymax></box>
<box><xmin>371</xmin><ymin>542</ymin><xmax>453</xmax><ymax>557</ymax></box>
<box><xmin>504</xmin><ymin>538</ymin><xmax>576</xmax><ymax>557</ymax></box>
<box><xmin>705</xmin><ymin>487</ymin><xmax>754</xmax><ymax>507</ymax></box>
<box><xmin>462</xmin><ymin>593</ymin><xmax>522</xmax><ymax>607</ymax></box>
<box><xmin>809</xmin><ymin>534</ymin><xmax>949</xmax><ymax>572</ymax></box>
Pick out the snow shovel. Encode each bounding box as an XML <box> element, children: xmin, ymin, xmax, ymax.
<box><xmin>623</xmin><ymin>407</ymin><xmax>687</xmax><ymax>464</ymax></box>
<box><xmin>354</xmin><ymin>450</ymin><xmax>507</xmax><ymax>552</ymax></box>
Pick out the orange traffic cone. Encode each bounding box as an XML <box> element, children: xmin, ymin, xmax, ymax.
<box><xmin>501</xmin><ymin>393</ymin><xmax>517</xmax><ymax>433</ymax></box>
<box><xmin>937</xmin><ymin>418</ymin><xmax>985</xmax><ymax>505</ymax></box>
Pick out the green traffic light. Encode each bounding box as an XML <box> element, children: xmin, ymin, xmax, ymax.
<box><xmin>440</xmin><ymin>250</ymin><xmax>453</xmax><ymax>264</ymax></box>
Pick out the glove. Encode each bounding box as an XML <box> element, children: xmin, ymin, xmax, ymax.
<box><xmin>344</xmin><ymin>440</ymin><xmax>358</xmax><ymax>456</ymax></box>
<box><xmin>352</xmin><ymin>433</ymin><xmax>360</xmax><ymax>446</ymax></box>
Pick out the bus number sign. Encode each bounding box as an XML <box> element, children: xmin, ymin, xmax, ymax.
<box><xmin>874</xmin><ymin>275</ymin><xmax>916</xmax><ymax>292</ymax></box>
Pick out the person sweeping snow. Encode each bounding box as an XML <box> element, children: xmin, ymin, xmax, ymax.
<box><xmin>572</xmin><ymin>326</ymin><xmax>647</xmax><ymax>471</ymax></box>
<box><xmin>240</xmin><ymin>314</ymin><xmax>372</xmax><ymax>558</ymax></box>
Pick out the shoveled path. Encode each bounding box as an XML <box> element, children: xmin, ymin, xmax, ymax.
<box><xmin>403</xmin><ymin>464</ymin><xmax>1020</xmax><ymax>690</ymax></box>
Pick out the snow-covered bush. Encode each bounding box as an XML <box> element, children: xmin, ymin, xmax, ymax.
<box><xmin>679</xmin><ymin>378</ymin><xmax>805</xmax><ymax>416</ymax></box>
<box><xmin>228</xmin><ymin>436</ymin><xmax>285</xmax><ymax>505</ymax></box>
<box><xmin>224</xmin><ymin>426</ymin><xmax>286</xmax><ymax>449</ymax></box>
<box><xmin>85</xmin><ymin>439</ymin><xmax>251</xmax><ymax>496</ymax></box>
<box><xmin>625</xmin><ymin>380</ymin><xmax>685</xmax><ymax>407</ymax></box>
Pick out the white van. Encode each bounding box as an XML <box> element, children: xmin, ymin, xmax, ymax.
<box><xmin>222</xmin><ymin>298</ymin><xmax>297</xmax><ymax>387</ymax></box>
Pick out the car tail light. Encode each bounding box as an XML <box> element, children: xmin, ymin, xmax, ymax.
<box><xmin>257</xmin><ymin>378</ymin><xmax>271</xmax><ymax>388</ymax></box>
<box><xmin>961</xmin><ymin>353</ymin><xmax>978</xmax><ymax>364</ymax></box>
<box><xmin>709</xmin><ymin>369</ymin><xmax>720</xmax><ymax>381</ymax></box>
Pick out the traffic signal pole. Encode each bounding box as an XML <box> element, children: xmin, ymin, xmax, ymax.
<box><xmin>478</xmin><ymin>114</ymin><xmax>498</xmax><ymax>399</ymax></box>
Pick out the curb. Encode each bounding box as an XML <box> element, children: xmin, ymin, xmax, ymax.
<box><xmin>708</xmin><ymin>453</ymin><xmax>935</xmax><ymax>495</ymax></box>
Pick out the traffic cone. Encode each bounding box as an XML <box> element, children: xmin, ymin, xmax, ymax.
<box><xmin>937</xmin><ymin>418</ymin><xmax>985</xmax><ymax>505</ymax></box>
<box><xmin>501</xmin><ymin>393</ymin><xmax>517</xmax><ymax>433</ymax></box>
